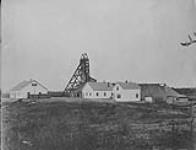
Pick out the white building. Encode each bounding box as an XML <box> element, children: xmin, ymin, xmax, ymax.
<box><xmin>113</xmin><ymin>82</ymin><xmax>141</xmax><ymax>102</ymax></box>
<box><xmin>82</xmin><ymin>82</ymin><xmax>113</xmax><ymax>99</ymax></box>
<box><xmin>9</xmin><ymin>79</ymin><xmax>48</xmax><ymax>99</ymax></box>
<box><xmin>81</xmin><ymin>81</ymin><xmax>141</xmax><ymax>102</ymax></box>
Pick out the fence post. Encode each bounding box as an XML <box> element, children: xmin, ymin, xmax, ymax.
<box><xmin>190</xmin><ymin>101</ymin><xmax>193</xmax><ymax>137</ymax></box>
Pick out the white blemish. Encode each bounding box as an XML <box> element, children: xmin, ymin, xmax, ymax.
<box><xmin>22</xmin><ymin>140</ymin><xmax>33</xmax><ymax>146</ymax></box>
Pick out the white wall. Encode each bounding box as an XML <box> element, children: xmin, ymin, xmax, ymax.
<box><xmin>9</xmin><ymin>81</ymin><xmax>48</xmax><ymax>99</ymax></box>
<box><xmin>9</xmin><ymin>91</ymin><xmax>27</xmax><ymax>99</ymax></box>
<box><xmin>113</xmin><ymin>84</ymin><xmax>141</xmax><ymax>102</ymax></box>
<box><xmin>22</xmin><ymin>83</ymin><xmax>48</xmax><ymax>95</ymax></box>
<box><xmin>10</xmin><ymin>91</ymin><xmax>28</xmax><ymax>99</ymax></box>
<box><xmin>82</xmin><ymin>83</ymin><xmax>112</xmax><ymax>99</ymax></box>
<box><xmin>144</xmin><ymin>97</ymin><xmax>153</xmax><ymax>103</ymax></box>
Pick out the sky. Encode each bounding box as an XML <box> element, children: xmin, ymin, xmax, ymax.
<box><xmin>1</xmin><ymin>0</ymin><xmax>196</xmax><ymax>91</ymax></box>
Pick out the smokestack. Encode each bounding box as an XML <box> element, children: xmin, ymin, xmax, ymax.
<box><xmin>107</xmin><ymin>82</ymin><xmax>110</xmax><ymax>87</ymax></box>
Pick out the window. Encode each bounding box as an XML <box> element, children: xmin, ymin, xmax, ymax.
<box><xmin>27</xmin><ymin>92</ymin><xmax>30</xmax><ymax>98</ymax></box>
<box><xmin>89</xmin><ymin>93</ymin><xmax>92</xmax><ymax>96</ymax></box>
<box><xmin>117</xmin><ymin>94</ymin><xmax>121</xmax><ymax>99</ymax></box>
<box><xmin>104</xmin><ymin>92</ymin><xmax>107</xmax><ymax>97</ymax></box>
<box><xmin>86</xmin><ymin>93</ymin><xmax>88</xmax><ymax>96</ymax></box>
<box><xmin>136</xmin><ymin>93</ymin><xmax>139</xmax><ymax>98</ymax></box>
<box><xmin>116</xmin><ymin>86</ymin><xmax>119</xmax><ymax>91</ymax></box>
<box><xmin>111</xmin><ymin>93</ymin><xmax>114</xmax><ymax>96</ymax></box>
<box><xmin>32</xmin><ymin>82</ymin><xmax>37</xmax><ymax>86</ymax></box>
<box><xmin>96</xmin><ymin>92</ymin><xmax>99</xmax><ymax>96</ymax></box>
<box><xmin>77</xmin><ymin>93</ymin><xmax>80</xmax><ymax>97</ymax></box>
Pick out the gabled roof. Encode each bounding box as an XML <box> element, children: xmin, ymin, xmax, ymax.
<box><xmin>10</xmin><ymin>80</ymin><xmax>29</xmax><ymax>91</ymax></box>
<box><xmin>139</xmin><ymin>83</ymin><xmax>187</xmax><ymax>99</ymax></box>
<box><xmin>173</xmin><ymin>88</ymin><xmax>196</xmax><ymax>98</ymax></box>
<box><xmin>10</xmin><ymin>79</ymin><xmax>48</xmax><ymax>91</ymax></box>
<box><xmin>87</xmin><ymin>82</ymin><xmax>114</xmax><ymax>91</ymax></box>
<box><xmin>116</xmin><ymin>81</ymin><xmax>140</xmax><ymax>90</ymax></box>
<box><xmin>139</xmin><ymin>83</ymin><xmax>167</xmax><ymax>99</ymax></box>
<box><xmin>164</xmin><ymin>86</ymin><xmax>187</xmax><ymax>98</ymax></box>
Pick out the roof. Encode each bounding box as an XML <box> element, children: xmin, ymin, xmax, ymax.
<box><xmin>10</xmin><ymin>80</ymin><xmax>29</xmax><ymax>91</ymax></box>
<box><xmin>139</xmin><ymin>83</ymin><xmax>168</xmax><ymax>99</ymax></box>
<box><xmin>87</xmin><ymin>82</ymin><xmax>114</xmax><ymax>91</ymax></box>
<box><xmin>164</xmin><ymin>86</ymin><xmax>187</xmax><ymax>98</ymax></box>
<box><xmin>139</xmin><ymin>83</ymin><xmax>187</xmax><ymax>99</ymax></box>
<box><xmin>173</xmin><ymin>88</ymin><xmax>196</xmax><ymax>98</ymax></box>
<box><xmin>116</xmin><ymin>81</ymin><xmax>140</xmax><ymax>90</ymax></box>
<box><xmin>10</xmin><ymin>79</ymin><xmax>48</xmax><ymax>91</ymax></box>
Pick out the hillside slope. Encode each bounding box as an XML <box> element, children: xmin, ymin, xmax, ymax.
<box><xmin>2</xmin><ymin>99</ymin><xmax>195</xmax><ymax>150</ymax></box>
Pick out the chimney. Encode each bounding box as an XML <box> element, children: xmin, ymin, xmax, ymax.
<box><xmin>107</xmin><ymin>82</ymin><xmax>110</xmax><ymax>87</ymax></box>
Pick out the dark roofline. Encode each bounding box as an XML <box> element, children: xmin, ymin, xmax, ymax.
<box><xmin>87</xmin><ymin>82</ymin><xmax>114</xmax><ymax>91</ymax></box>
<box><xmin>139</xmin><ymin>83</ymin><xmax>165</xmax><ymax>86</ymax></box>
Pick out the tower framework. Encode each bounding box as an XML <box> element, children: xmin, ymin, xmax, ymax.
<box><xmin>64</xmin><ymin>53</ymin><xmax>96</xmax><ymax>96</ymax></box>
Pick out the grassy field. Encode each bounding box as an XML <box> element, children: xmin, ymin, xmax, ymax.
<box><xmin>2</xmin><ymin>98</ymin><xmax>196</xmax><ymax>150</ymax></box>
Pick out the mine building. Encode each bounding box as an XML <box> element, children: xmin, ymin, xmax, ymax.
<box><xmin>164</xmin><ymin>86</ymin><xmax>188</xmax><ymax>104</ymax></box>
<box><xmin>139</xmin><ymin>83</ymin><xmax>188</xmax><ymax>103</ymax></box>
<box><xmin>64</xmin><ymin>53</ymin><xmax>96</xmax><ymax>97</ymax></box>
<box><xmin>113</xmin><ymin>81</ymin><xmax>141</xmax><ymax>102</ymax></box>
<box><xmin>80</xmin><ymin>81</ymin><xmax>141</xmax><ymax>102</ymax></box>
<box><xmin>81</xmin><ymin>82</ymin><xmax>114</xmax><ymax>99</ymax></box>
<box><xmin>9</xmin><ymin>79</ymin><xmax>48</xmax><ymax>99</ymax></box>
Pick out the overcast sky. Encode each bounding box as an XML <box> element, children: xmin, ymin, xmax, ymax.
<box><xmin>2</xmin><ymin>0</ymin><xmax>196</xmax><ymax>91</ymax></box>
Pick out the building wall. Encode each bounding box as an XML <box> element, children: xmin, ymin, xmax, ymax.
<box><xmin>144</xmin><ymin>97</ymin><xmax>153</xmax><ymax>103</ymax></box>
<box><xmin>177</xmin><ymin>97</ymin><xmax>189</xmax><ymax>102</ymax></box>
<box><xmin>22</xmin><ymin>83</ymin><xmax>48</xmax><ymax>95</ymax></box>
<box><xmin>113</xmin><ymin>84</ymin><xmax>141</xmax><ymax>102</ymax></box>
<box><xmin>139</xmin><ymin>84</ymin><xmax>167</xmax><ymax>102</ymax></box>
<box><xmin>166</xmin><ymin>97</ymin><xmax>176</xmax><ymax>104</ymax></box>
<box><xmin>166</xmin><ymin>96</ymin><xmax>189</xmax><ymax>104</ymax></box>
<box><xmin>82</xmin><ymin>83</ymin><xmax>112</xmax><ymax>99</ymax></box>
<box><xmin>9</xmin><ymin>82</ymin><xmax>48</xmax><ymax>99</ymax></box>
<box><xmin>10</xmin><ymin>91</ymin><xmax>27</xmax><ymax>99</ymax></box>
